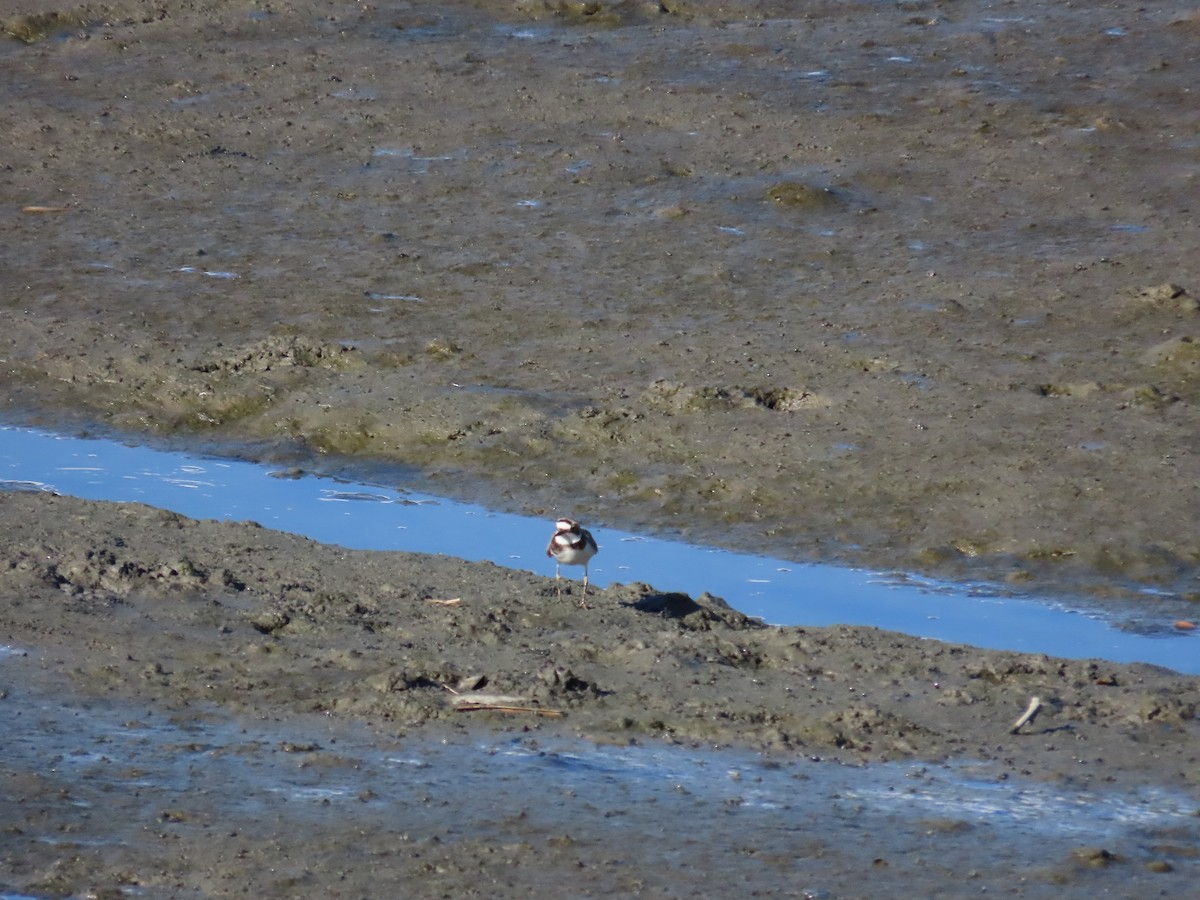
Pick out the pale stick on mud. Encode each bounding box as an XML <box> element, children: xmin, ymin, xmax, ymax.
<box><xmin>1010</xmin><ymin>696</ymin><xmax>1042</xmax><ymax>734</ymax></box>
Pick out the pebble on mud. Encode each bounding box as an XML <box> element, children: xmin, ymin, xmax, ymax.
<box><xmin>1070</xmin><ymin>847</ymin><xmax>1117</xmax><ymax>867</ymax></box>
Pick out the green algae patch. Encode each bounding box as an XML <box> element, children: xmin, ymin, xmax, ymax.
<box><xmin>3</xmin><ymin>9</ymin><xmax>89</xmax><ymax>43</ymax></box>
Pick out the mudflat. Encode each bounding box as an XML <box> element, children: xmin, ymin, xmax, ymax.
<box><xmin>2</xmin><ymin>0</ymin><xmax>1198</xmax><ymax>598</ymax></box>
<box><xmin>2</xmin><ymin>0</ymin><xmax>1199</xmax><ymax>896</ymax></box>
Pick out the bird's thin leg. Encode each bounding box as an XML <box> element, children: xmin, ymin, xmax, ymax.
<box><xmin>579</xmin><ymin>564</ymin><xmax>590</xmax><ymax>608</ymax></box>
<box><xmin>555</xmin><ymin>562</ymin><xmax>562</xmax><ymax>600</ymax></box>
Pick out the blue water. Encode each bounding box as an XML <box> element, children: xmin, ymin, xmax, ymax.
<box><xmin>1</xmin><ymin>424</ymin><xmax>1196</xmax><ymax>673</ymax></box>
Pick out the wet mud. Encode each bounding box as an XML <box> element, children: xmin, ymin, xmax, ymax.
<box><xmin>2</xmin><ymin>491</ymin><xmax>1200</xmax><ymax>896</ymax></box>
<box><xmin>4</xmin><ymin>658</ymin><xmax>1198</xmax><ymax>899</ymax></box>
<box><xmin>2</xmin><ymin>0</ymin><xmax>1200</xmax><ymax>895</ymax></box>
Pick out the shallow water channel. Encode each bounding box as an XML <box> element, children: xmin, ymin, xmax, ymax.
<box><xmin>1</xmin><ymin>424</ymin><xmax>1195</xmax><ymax>673</ymax></box>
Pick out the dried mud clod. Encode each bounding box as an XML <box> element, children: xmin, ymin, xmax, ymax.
<box><xmin>1134</xmin><ymin>283</ymin><xmax>1195</xmax><ymax>313</ymax></box>
<box><xmin>644</xmin><ymin>379</ymin><xmax>827</xmax><ymax>412</ymax></box>
<box><xmin>766</xmin><ymin>180</ymin><xmax>846</xmax><ymax>211</ymax></box>
<box><xmin>191</xmin><ymin>336</ymin><xmax>359</xmax><ymax>375</ymax></box>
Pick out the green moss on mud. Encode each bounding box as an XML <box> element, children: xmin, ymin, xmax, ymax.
<box><xmin>3</xmin><ymin>11</ymin><xmax>89</xmax><ymax>43</ymax></box>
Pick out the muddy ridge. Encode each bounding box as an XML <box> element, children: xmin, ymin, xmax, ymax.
<box><xmin>3</xmin><ymin>492</ymin><xmax>1196</xmax><ymax>777</ymax></box>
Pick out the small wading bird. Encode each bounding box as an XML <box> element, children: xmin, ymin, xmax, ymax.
<box><xmin>546</xmin><ymin>517</ymin><xmax>598</xmax><ymax>606</ymax></box>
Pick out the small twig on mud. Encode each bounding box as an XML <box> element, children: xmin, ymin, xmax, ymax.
<box><xmin>425</xmin><ymin>597</ymin><xmax>462</xmax><ymax>607</ymax></box>
<box><xmin>22</xmin><ymin>205</ymin><xmax>71</xmax><ymax>213</ymax></box>
<box><xmin>1010</xmin><ymin>696</ymin><xmax>1041</xmax><ymax>734</ymax></box>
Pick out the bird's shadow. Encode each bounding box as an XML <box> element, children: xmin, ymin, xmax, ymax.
<box><xmin>1018</xmin><ymin>723</ymin><xmax>1076</xmax><ymax>737</ymax></box>
<box><xmin>621</xmin><ymin>591</ymin><xmax>704</xmax><ymax>618</ymax></box>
